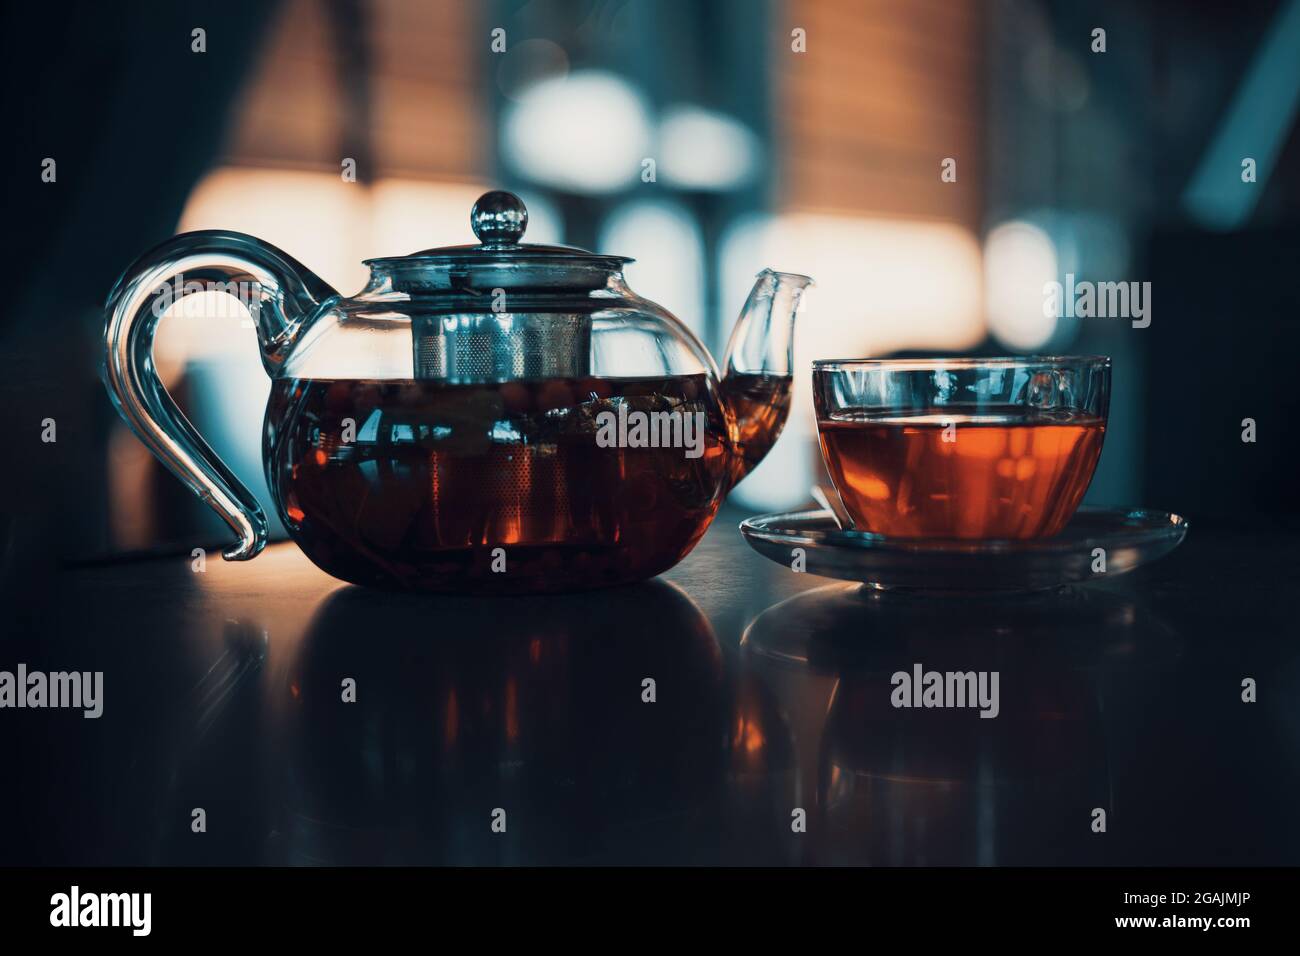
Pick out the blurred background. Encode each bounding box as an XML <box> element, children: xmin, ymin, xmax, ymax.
<box><xmin>2</xmin><ymin>0</ymin><xmax>1299</xmax><ymax>570</ymax></box>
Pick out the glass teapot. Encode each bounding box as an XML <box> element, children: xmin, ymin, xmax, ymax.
<box><xmin>103</xmin><ymin>190</ymin><xmax>811</xmax><ymax>592</ymax></box>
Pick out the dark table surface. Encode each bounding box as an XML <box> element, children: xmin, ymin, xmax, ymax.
<box><xmin>4</xmin><ymin>506</ymin><xmax>1299</xmax><ymax>866</ymax></box>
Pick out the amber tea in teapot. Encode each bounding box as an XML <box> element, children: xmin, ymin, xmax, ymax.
<box><xmin>268</xmin><ymin>372</ymin><xmax>791</xmax><ymax>591</ymax></box>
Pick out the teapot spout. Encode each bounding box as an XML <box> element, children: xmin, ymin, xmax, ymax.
<box><xmin>719</xmin><ymin>269</ymin><xmax>812</xmax><ymax>488</ymax></box>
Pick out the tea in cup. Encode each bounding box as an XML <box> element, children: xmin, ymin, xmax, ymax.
<box><xmin>812</xmin><ymin>357</ymin><xmax>1110</xmax><ymax>539</ymax></box>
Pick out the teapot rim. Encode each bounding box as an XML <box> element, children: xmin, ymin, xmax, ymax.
<box><xmin>362</xmin><ymin>251</ymin><xmax>634</xmax><ymax>268</ymax></box>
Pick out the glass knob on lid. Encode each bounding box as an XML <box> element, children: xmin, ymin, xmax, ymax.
<box><xmin>379</xmin><ymin>189</ymin><xmax>629</xmax><ymax>291</ymax></box>
<box><xmin>471</xmin><ymin>190</ymin><xmax>528</xmax><ymax>246</ymax></box>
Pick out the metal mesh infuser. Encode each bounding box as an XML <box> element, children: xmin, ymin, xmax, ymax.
<box><xmin>412</xmin><ymin>313</ymin><xmax>591</xmax><ymax>380</ymax></box>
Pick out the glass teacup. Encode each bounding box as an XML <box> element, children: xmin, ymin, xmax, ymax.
<box><xmin>812</xmin><ymin>357</ymin><xmax>1111</xmax><ymax>539</ymax></box>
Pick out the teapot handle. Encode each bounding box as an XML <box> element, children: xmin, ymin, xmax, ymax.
<box><xmin>102</xmin><ymin>231</ymin><xmax>336</xmax><ymax>560</ymax></box>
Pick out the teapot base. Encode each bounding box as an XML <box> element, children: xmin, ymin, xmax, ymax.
<box><xmin>291</xmin><ymin>539</ymin><xmax>709</xmax><ymax>595</ymax></box>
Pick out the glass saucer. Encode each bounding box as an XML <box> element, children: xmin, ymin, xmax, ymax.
<box><xmin>738</xmin><ymin>506</ymin><xmax>1188</xmax><ymax>593</ymax></box>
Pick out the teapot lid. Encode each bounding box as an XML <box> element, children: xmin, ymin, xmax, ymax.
<box><xmin>365</xmin><ymin>190</ymin><xmax>631</xmax><ymax>293</ymax></box>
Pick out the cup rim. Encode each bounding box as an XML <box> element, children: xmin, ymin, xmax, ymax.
<box><xmin>812</xmin><ymin>355</ymin><xmax>1111</xmax><ymax>372</ymax></box>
